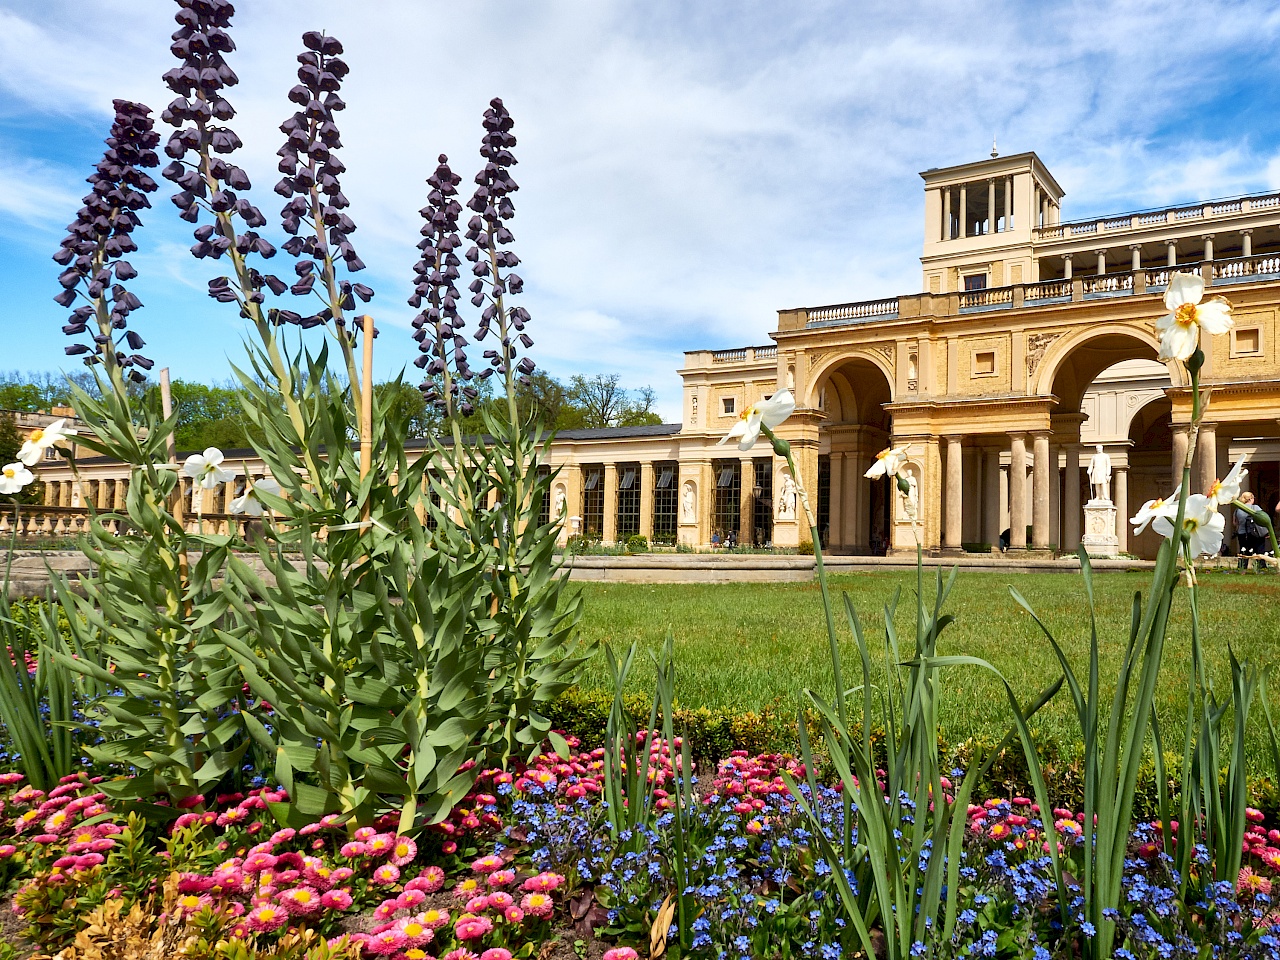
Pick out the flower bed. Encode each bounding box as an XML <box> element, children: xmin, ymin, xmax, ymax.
<box><xmin>1</xmin><ymin>737</ymin><xmax>1278</xmax><ymax>959</ymax></box>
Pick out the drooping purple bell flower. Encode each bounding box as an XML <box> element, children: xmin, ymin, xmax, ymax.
<box><xmin>159</xmin><ymin>0</ymin><xmax>283</xmax><ymax>320</ymax></box>
<box><xmin>464</xmin><ymin>98</ymin><xmax>534</xmax><ymax>387</ymax></box>
<box><xmin>52</xmin><ymin>99</ymin><xmax>159</xmax><ymax>381</ymax></box>
<box><xmin>274</xmin><ymin>30</ymin><xmax>373</xmax><ymax>336</ymax></box>
<box><xmin>410</xmin><ymin>155</ymin><xmax>474</xmax><ymax>414</ymax></box>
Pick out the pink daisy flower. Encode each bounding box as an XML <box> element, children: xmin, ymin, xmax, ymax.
<box><xmin>486</xmin><ymin>869</ymin><xmax>515</xmax><ymax>888</ymax></box>
<box><xmin>407</xmin><ymin>865</ymin><xmax>445</xmax><ymax>893</ymax></box>
<box><xmin>372</xmin><ymin>863</ymin><xmax>401</xmax><ymax>885</ymax></box>
<box><xmin>603</xmin><ymin>950</ymin><xmax>639</xmax><ymax>960</ymax></box>
<box><xmin>454</xmin><ymin>914</ymin><xmax>493</xmax><ymax>941</ymax></box>
<box><xmin>367</xmin><ymin>929</ymin><xmax>408</xmax><ymax>956</ymax></box>
<box><xmin>421</xmin><ymin>907</ymin><xmax>451</xmax><ymax>929</ymax></box>
<box><xmin>245</xmin><ymin>903</ymin><xmax>288</xmax><ymax>933</ymax></box>
<box><xmin>278</xmin><ymin>886</ymin><xmax>322</xmax><ymax>916</ymax></box>
<box><xmin>390</xmin><ymin>835</ymin><xmax>418</xmax><ymax>867</ymax></box>
<box><xmin>320</xmin><ymin>888</ymin><xmax>353</xmax><ymax>911</ymax></box>
<box><xmin>340</xmin><ymin>841</ymin><xmax>368</xmax><ymax>859</ymax></box>
<box><xmin>471</xmin><ymin>854</ymin><xmax>504</xmax><ymax>874</ymax></box>
<box><xmin>503</xmin><ymin>905</ymin><xmax>524</xmax><ymax>924</ymax></box>
<box><xmin>441</xmin><ymin>951</ymin><xmax>480</xmax><ymax>960</ymax></box>
<box><xmin>520</xmin><ymin>892</ymin><xmax>554</xmax><ymax>919</ymax></box>
<box><xmin>480</xmin><ymin>950</ymin><xmax>513</xmax><ymax>960</ymax></box>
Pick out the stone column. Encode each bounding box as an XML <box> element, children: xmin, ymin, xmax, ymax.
<box><xmin>841</xmin><ymin>451</ymin><xmax>858</xmax><ymax>548</ymax></box>
<box><xmin>1130</xmin><ymin>244</ymin><xmax>1142</xmax><ymax>272</ymax></box>
<box><xmin>1167</xmin><ymin>241</ymin><xmax>1177</xmax><ymax>267</ymax></box>
<box><xmin>1195</xmin><ymin>422</ymin><xmax>1218</xmax><ymax>496</ymax></box>
<box><xmin>114</xmin><ymin>479</ymin><xmax>127</xmax><ymax>510</ymax></box>
<box><xmin>639</xmin><ymin>462</ymin><xmax>654</xmax><ymax>540</ymax></box>
<box><xmin>739</xmin><ymin>457</ymin><xmax>754</xmax><ymax>545</ymax></box>
<box><xmin>59</xmin><ymin>480</ymin><xmax>72</xmax><ymax>507</ymax></box>
<box><xmin>1063</xmin><ymin>444</ymin><xmax>1081</xmax><ymax>551</ymax></box>
<box><xmin>1009</xmin><ymin>434</ymin><xmax>1027</xmax><ymax>550</ymax></box>
<box><xmin>1049</xmin><ymin>444</ymin><xmax>1061</xmax><ymax>551</ymax></box>
<box><xmin>943</xmin><ymin>188</ymin><xmax>952</xmax><ymax>240</ymax></box>
<box><xmin>1032</xmin><ymin>432</ymin><xmax>1051</xmax><ymax>549</ymax></box>
<box><xmin>984</xmin><ymin>447</ymin><xmax>1002</xmax><ymax>548</ymax></box>
<box><xmin>1203</xmin><ymin>235</ymin><xmax>1214</xmax><ymax>262</ymax></box>
<box><xmin>855</xmin><ymin>452</ymin><xmax>872</xmax><ymax>549</ymax></box>
<box><xmin>603</xmin><ymin>463</ymin><xmax>618</xmax><ymax>544</ymax></box>
<box><xmin>1004</xmin><ymin>175</ymin><xmax>1012</xmax><ymax>231</ymax></box>
<box><xmin>959</xmin><ymin>184</ymin><xmax>967</xmax><ymax>237</ymax></box>
<box><xmin>1096</xmin><ymin>249</ymin><xmax>1107</xmax><ymax>276</ymax></box>
<box><xmin>1242</xmin><ymin>229</ymin><xmax>1253</xmax><ymax>258</ymax></box>
<box><xmin>1115</xmin><ymin>467</ymin><xmax>1129</xmax><ymax>553</ymax></box>
<box><xmin>945</xmin><ymin>436</ymin><xmax>963</xmax><ymax>550</ymax></box>
<box><xmin>1172</xmin><ymin>424</ymin><xmax>1190</xmax><ymax>486</ymax></box>
<box><xmin>828</xmin><ymin>452</ymin><xmax>844</xmax><ymax>548</ymax></box>
<box><xmin>1063</xmin><ymin>253</ymin><xmax>1072</xmax><ymax>280</ymax></box>
<box><xmin>987</xmin><ymin>179</ymin><xmax>996</xmax><ymax>235</ymax></box>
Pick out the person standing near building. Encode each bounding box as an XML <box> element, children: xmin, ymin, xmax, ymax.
<box><xmin>1236</xmin><ymin>492</ymin><xmax>1263</xmax><ymax>571</ymax></box>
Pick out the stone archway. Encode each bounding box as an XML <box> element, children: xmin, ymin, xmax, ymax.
<box><xmin>809</xmin><ymin>355</ymin><xmax>894</xmax><ymax>554</ymax></box>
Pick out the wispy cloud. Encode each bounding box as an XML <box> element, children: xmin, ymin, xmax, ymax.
<box><xmin>4</xmin><ymin>0</ymin><xmax>1280</xmax><ymax>418</ymax></box>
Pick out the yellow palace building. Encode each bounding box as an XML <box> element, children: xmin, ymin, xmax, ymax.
<box><xmin>22</xmin><ymin>150</ymin><xmax>1280</xmax><ymax>560</ymax></box>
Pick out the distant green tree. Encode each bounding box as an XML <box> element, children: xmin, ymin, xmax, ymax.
<box><xmin>0</xmin><ymin>418</ymin><xmax>43</xmax><ymax>505</ymax></box>
<box><xmin>618</xmin><ymin>385</ymin><xmax>663</xmax><ymax>427</ymax></box>
<box><xmin>145</xmin><ymin>379</ymin><xmax>254</xmax><ymax>453</ymax></box>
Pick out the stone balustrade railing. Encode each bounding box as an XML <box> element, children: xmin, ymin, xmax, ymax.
<box><xmin>805</xmin><ymin>297</ymin><xmax>899</xmax><ymax>325</ymax></box>
<box><xmin>0</xmin><ymin>505</ymin><xmax>247</xmax><ymax>540</ymax></box>
<box><xmin>783</xmin><ymin>252</ymin><xmax>1280</xmax><ymax>330</ymax></box>
<box><xmin>710</xmin><ymin>345</ymin><xmax>779</xmax><ymax>364</ymax></box>
<box><xmin>1034</xmin><ymin>190</ymin><xmax>1280</xmax><ymax>241</ymax></box>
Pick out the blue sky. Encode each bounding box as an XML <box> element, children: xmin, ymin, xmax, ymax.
<box><xmin>5</xmin><ymin>0</ymin><xmax>1280</xmax><ymax>419</ymax></box>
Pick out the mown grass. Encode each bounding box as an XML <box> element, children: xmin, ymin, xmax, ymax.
<box><xmin>570</xmin><ymin>568</ymin><xmax>1280</xmax><ymax>764</ymax></box>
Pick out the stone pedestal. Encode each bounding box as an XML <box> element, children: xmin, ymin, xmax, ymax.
<box><xmin>1081</xmin><ymin>499</ymin><xmax>1119</xmax><ymax>558</ymax></box>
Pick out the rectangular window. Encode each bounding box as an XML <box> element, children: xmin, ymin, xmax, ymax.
<box><xmin>973</xmin><ymin>350</ymin><xmax>996</xmax><ymax>376</ymax></box>
<box><xmin>581</xmin><ymin>466</ymin><xmax>604</xmax><ymax>537</ymax></box>
<box><xmin>652</xmin><ymin>461</ymin><xmax>678</xmax><ymax>544</ymax></box>
<box><xmin>964</xmin><ymin>273</ymin><xmax>987</xmax><ymax>291</ymax></box>
<box><xmin>722</xmin><ymin>397</ymin><xmax>736</xmax><ymax>415</ymax></box>
<box><xmin>537</xmin><ymin>465</ymin><xmax>551</xmax><ymax>528</ymax></box>
<box><xmin>712</xmin><ymin>459</ymin><xmax>741</xmax><ymax>538</ymax></box>
<box><xmin>752</xmin><ymin>459</ymin><xmax>773</xmax><ymax>546</ymax></box>
<box><xmin>1233</xmin><ymin>327</ymin><xmax>1261</xmax><ymax>356</ymax></box>
<box><xmin>616</xmin><ymin>462</ymin><xmax>641</xmax><ymax>538</ymax></box>
<box><xmin>817</xmin><ymin>455</ymin><xmax>831</xmax><ymax>548</ymax></box>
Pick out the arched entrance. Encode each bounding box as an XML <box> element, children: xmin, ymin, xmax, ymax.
<box><xmin>1042</xmin><ymin>328</ymin><xmax>1176</xmax><ymax>555</ymax></box>
<box><xmin>810</xmin><ymin>355</ymin><xmax>894</xmax><ymax>554</ymax></box>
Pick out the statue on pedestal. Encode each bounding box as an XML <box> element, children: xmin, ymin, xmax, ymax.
<box><xmin>681</xmin><ymin>481</ymin><xmax>697</xmax><ymax>523</ymax></box>
<box><xmin>1088</xmin><ymin>444</ymin><xmax>1112</xmax><ymax>503</ymax></box>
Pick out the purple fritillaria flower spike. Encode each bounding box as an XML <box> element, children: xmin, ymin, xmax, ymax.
<box><xmin>274</xmin><ymin>30</ymin><xmax>374</xmax><ymax>336</ymax></box>
<box><xmin>410</xmin><ymin>155</ymin><xmax>476</xmax><ymax>416</ymax></box>
<box><xmin>53</xmin><ymin>100</ymin><xmax>160</xmax><ymax>382</ymax></box>
<box><xmin>464</xmin><ymin>97</ymin><xmax>535</xmax><ymax>389</ymax></box>
<box><xmin>158</xmin><ymin>0</ymin><xmax>283</xmax><ymax>321</ymax></box>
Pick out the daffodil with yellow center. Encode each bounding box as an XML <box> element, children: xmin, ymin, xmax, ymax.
<box><xmin>0</xmin><ymin>462</ymin><xmax>33</xmax><ymax>496</ymax></box>
<box><xmin>1155</xmin><ymin>272</ymin><xmax>1233</xmax><ymax>362</ymax></box>
<box><xmin>717</xmin><ymin>390</ymin><xmax>796</xmax><ymax>451</ymax></box>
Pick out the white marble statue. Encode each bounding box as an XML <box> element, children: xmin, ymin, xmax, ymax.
<box><xmin>681</xmin><ymin>481</ymin><xmax>696</xmax><ymax>523</ymax></box>
<box><xmin>553</xmin><ymin>487</ymin><xmax>567</xmax><ymax>518</ymax></box>
<box><xmin>901</xmin><ymin>470</ymin><xmax>919</xmax><ymax>520</ymax></box>
<box><xmin>1088</xmin><ymin>444</ymin><xmax>1112</xmax><ymax>502</ymax></box>
<box><xmin>776</xmin><ymin>472</ymin><xmax>798</xmax><ymax>520</ymax></box>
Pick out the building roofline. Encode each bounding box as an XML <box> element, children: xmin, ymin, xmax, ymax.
<box><xmin>920</xmin><ymin>151</ymin><xmax>1065</xmax><ymax>199</ymax></box>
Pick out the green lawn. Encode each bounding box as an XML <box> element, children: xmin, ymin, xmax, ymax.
<box><xmin>570</xmin><ymin>569</ymin><xmax>1280</xmax><ymax>762</ymax></box>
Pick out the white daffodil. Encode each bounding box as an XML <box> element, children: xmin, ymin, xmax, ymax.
<box><xmin>1155</xmin><ymin>272</ymin><xmax>1233</xmax><ymax>362</ymax></box>
<box><xmin>1153</xmin><ymin>492</ymin><xmax>1225</xmax><ymax>558</ymax></box>
<box><xmin>1205</xmin><ymin>458</ymin><xmax>1248</xmax><ymax>506</ymax></box>
<box><xmin>17</xmin><ymin>418</ymin><xmax>76</xmax><ymax>466</ymax></box>
<box><xmin>0</xmin><ymin>462</ymin><xmax>34</xmax><ymax>495</ymax></box>
<box><xmin>182</xmin><ymin>447</ymin><xmax>234</xmax><ymax>490</ymax></box>
<box><xmin>717</xmin><ymin>389</ymin><xmax>795</xmax><ymax>452</ymax></box>
<box><xmin>865</xmin><ymin>444</ymin><xmax>910</xmax><ymax>480</ymax></box>
<box><xmin>1131</xmin><ymin>486</ymin><xmax>1181</xmax><ymax>535</ymax></box>
<box><xmin>228</xmin><ymin>477</ymin><xmax>282</xmax><ymax>517</ymax></box>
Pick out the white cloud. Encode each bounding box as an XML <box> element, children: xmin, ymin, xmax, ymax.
<box><xmin>5</xmin><ymin>0</ymin><xmax>1280</xmax><ymax>419</ymax></box>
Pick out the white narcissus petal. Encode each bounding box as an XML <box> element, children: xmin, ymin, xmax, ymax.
<box><xmin>1163</xmin><ymin>272</ymin><xmax>1204</xmax><ymax>310</ymax></box>
<box><xmin>758</xmin><ymin>389</ymin><xmax>795</xmax><ymax>427</ymax></box>
<box><xmin>717</xmin><ymin>421</ymin><xmax>748</xmax><ymax>446</ymax></box>
<box><xmin>736</xmin><ymin>422</ymin><xmax>763</xmax><ymax>452</ymax></box>
<box><xmin>1195</xmin><ymin>299</ymin><xmax>1233</xmax><ymax>335</ymax></box>
<box><xmin>1208</xmin><ymin>458</ymin><xmax>1247</xmax><ymax>505</ymax></box>
<box><xmin>0</xmin><ymin>463</ymin><xmax>34</xmax><ymax>495</ymax></box>
<box><xmin>1159</xmin><ymin>324</ymin><xmax>1197</xmax><ymax>362</ymax></box>
<box><xmin>182</xmin><ymin>454</ymin><xmax>208</xmax><ymax>479</ymax></box>
<box><xmin>202</xmin><ymin>447</ymin><xmax>224</xmax><ymax>466</ymax></box>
